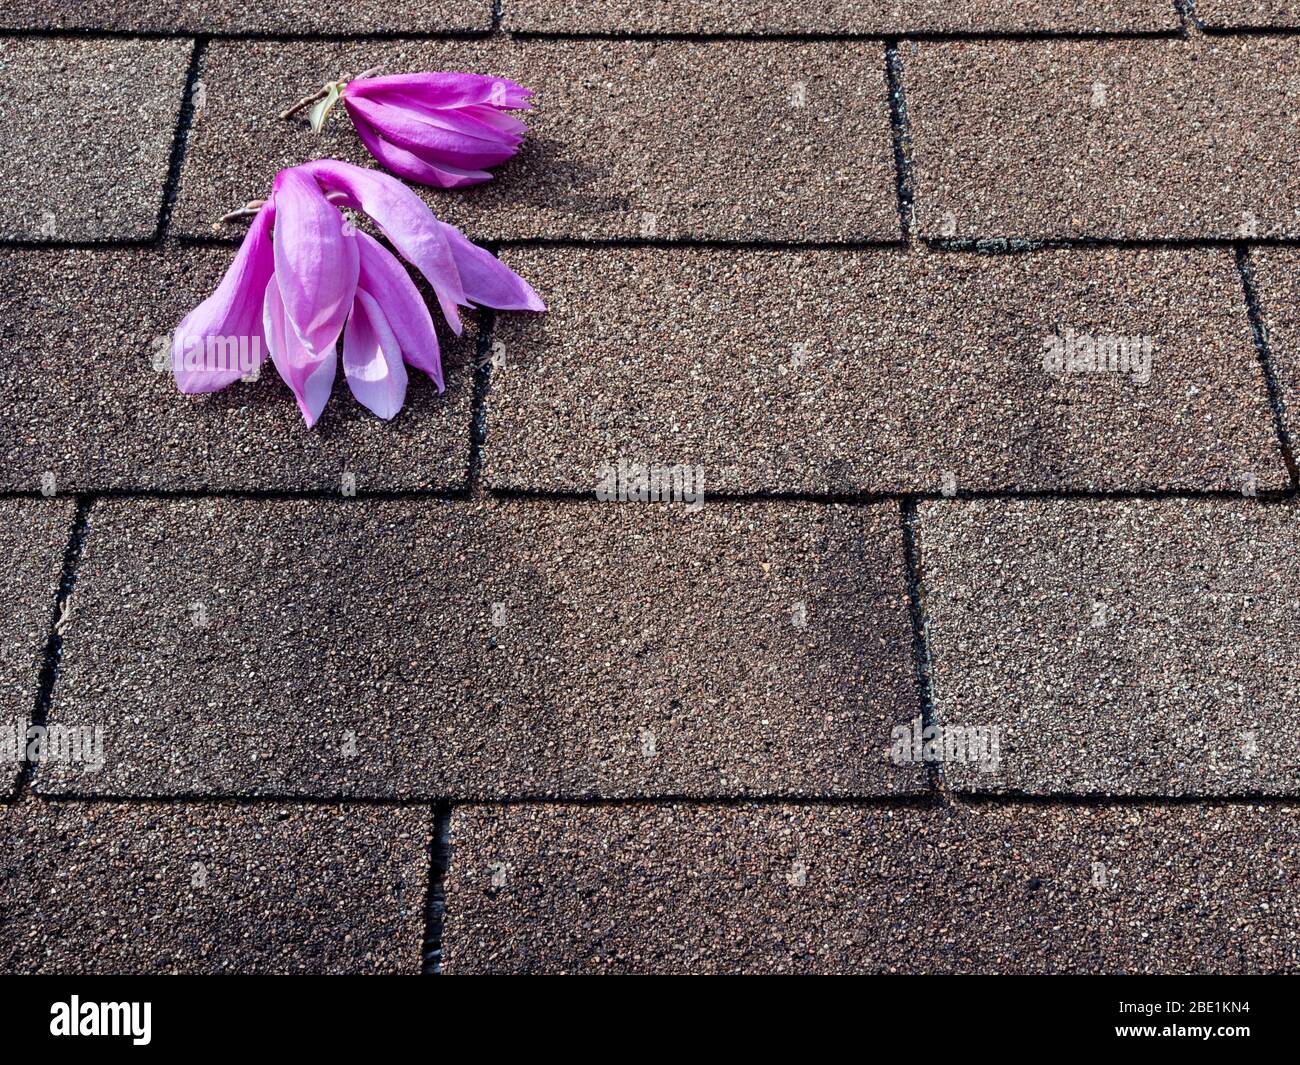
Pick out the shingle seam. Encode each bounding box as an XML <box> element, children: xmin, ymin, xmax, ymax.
<box><xmin>422</xmin><ymin>801</ymin><xmax>453</xmax><ymax>974</ymax></box>
<box><xmin>899</xmin><ymin>500</ymin><xmax>941</xmax><ymax>792</ymax></box>
<box><xmin>172</xmin><ymin>234</ymin><xmax>1300</xmax><ymax>253</ymax></box>
<box><xmin>883</xmin><ymin>42</ymin><xmax>915</xmax><ymax>242</ymax></box>
<box><xmin>1236</xmin><ymin>246</ymin><xmax>1300</xmax><ymax>491</ymax></box>
<box><xmin>4</xmin><ymin>487</ymin><xmax>1294</xmax><ymax>504</ymax></box>
<box><xmin>157</xmin><ymin>37</ymin><xmax>206</xmax><ymax>240</ymax></box>
<box><xmin>10</xmin><ymin>793</ymin><xmax>1300</xmax><ymax>809</ymax></box>
<box><xmin>14</xmin><ymin>499</ymin><xmax>92</xmax><ymax>799</ymax></box>
<box><xmin>1174</xmin><ymin>0</ymin><xmax>1204</xmax><ymax>34</ymax></box>
<box><xmin>485</xmin><ymin>487</ymin><xmax>1299</xmax><ymax>503</ymax></box>
<box><xmin>504</xmin><ymin>30</ymin><xmax>1184</xmax><ymax>43</ymax></box>
<box><xmin>0</xmin><ymin>29</ymin><xmax>496</xmax><ymax>43</ymax></box>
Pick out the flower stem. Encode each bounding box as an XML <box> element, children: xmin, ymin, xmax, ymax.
<box><xmin>278</xmin><ymin>66</ymin><xmax>384</xmax><ymax>119</ymax></box>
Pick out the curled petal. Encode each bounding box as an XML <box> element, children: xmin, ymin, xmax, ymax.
<box><xmin>300</xmin><ymin>158</ymin><xmax>468</xmax><ymax>334</ymax></box>
<box><xmin>264</xmin><ymin>276</ymin><xmax>337</xmax><ymax>427</ymax></box>
<box><xmin>346</xmin><ymin>107</ymin><xmax>491</xmax><ymax>189</ymax></box>
<box><xmin>437</xmin><ymin>221</ymin><xmax>545</xmax><ymax>313</ymax></box>
<box><xmin>345</xmin><ymin>96</ymin><xmax>520</xmax><ymax>170</ymax></box>
<box><xmin>343</xmin><ymin>289</ymin><xmax>408</xmax><ymax>420</ymax></box>
<box><xmin>356</xmin><ymin>230</ymin><xmax>443</xmax><ymax>389</ymax></box>
<box><xmin>347</xmin><ymin>72</ymin><xmax>532</xmax><ymax>112</ymax></box>
<box><xmin>172</xmin><ymin>203</ymin><xmax>274</xmax><ymax>393</ymax></box>
<box><xmin>271</xmin><ymin>167</ymin><xmax>360</xmax><ymax>357</ymax></box>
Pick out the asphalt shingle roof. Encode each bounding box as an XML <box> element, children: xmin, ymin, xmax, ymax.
<box><xmin>2</xmin><ymin>3</ymin><xmax>1298</xmax><ymax>975</ymax></box>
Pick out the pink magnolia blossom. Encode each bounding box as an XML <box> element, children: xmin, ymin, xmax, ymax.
<box><xmin>297</xmin><ymin>71</ymin><xmax>532</xmax><ymax>188</ymax></box>
<box><xmin>173</xmin><ymin>159</ymin><xmax>543</xmax><ymax>426</ymax></box>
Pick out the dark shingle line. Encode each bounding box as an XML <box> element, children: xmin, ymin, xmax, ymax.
<box><xmin>899</xmin><ymin>500</ymin><xmax>940</xmax><ymax>791</ymax></box>
<box><xmin>883</xmin><ymin>42</ymin><xmax>915</xmax><ymax>242</ymax></box>
<box><xmin>157</xmin><ymin>36</ymin><xmax>207</xmax><ymax>241</ymax></box>
<box><xmin>505</xmin><ymin>29</ymin><xmax>1184</xmax><ymax>43</ymax></box>
<box><xmin>3</xmin><ymin>487</ymin><xmax>1297</xmax><ymax>505</ymax></box>
<box><xmin>171</xmin><ymin>235</ymin><xmax>1300</xmax><ymax>254</ymax></box>
<box><xmin>422</xmin><ymin>801</ymin><xmax>453</xmax><ymax>974</ymax></box>
<box><xmin>15</xmin><ymin>792</ymin><xmax>1300</xmax><ymax>809</ymax></box>
<box><xmin>14</xmin><ymin>499</ymin><xmax>92</xmax><ymax>799</ymax></box>
<box><xmin>1236</xmin><ymin>246</ymin><xmax>1300</xmax><ymax>491</ymax></box>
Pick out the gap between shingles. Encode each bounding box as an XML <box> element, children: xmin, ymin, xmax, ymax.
<box><xmin>14</xmin><ymin>499</ymin><xmax>93</xmax><ymax>799</ymax></box>
<box><xmin>422</xmin><ymin>802</ymin><xmax>453</xmax><ymax>974</ymax></box>
<box><xmin>899</xmin><ymin>499</ymin><xmax>941</xmax><ymax>792</ymax></box>
<box><xmin>1236</xmin><ymin>246</ymin><xmax>1300</xmax><ymax>491</ymax></box>
<box><xmin>1</xmin><ymin>487</ymin><xmax>1297</xmax><ymax>505</ymax></box>
<box><xmin>158</xmin><ymin>36</ymin><xmax>208</xmax><ymax>241</ymax></box>
<box><xmin>883</xmin><ymin>41</ymin><xmax>915</xmax><ymax>242</ymax></box>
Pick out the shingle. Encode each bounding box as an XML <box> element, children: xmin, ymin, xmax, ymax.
<box><xmin>40</xmin><ymin>497</ymin><xmax>923</xmax><ymax>798</ymax></box>
<box><xmin>0</xmin><ymin>501</ymin><xmax>73</xmax><ymax>796</ymax></box>
<box><xmin>905</xmin><ymin>37</ymin><xmax>1300</xmax><ymax>241</ymax></box>
<box><xmin>0</xmin><ymin>37</ymin><xmax>192</xmax><ymax>242</ymax></box>
<box><xmin>172</xmin><ymin>38</ymin><xmax>898</xmax><ymax>242</ymax></box>
<box><xmin>484</xmin><ymin>246</ymin><xmax>1286</xmax><ymax>494</ymax></box>
<box><xmin>1196</xmin><ymin>1</ymin><xmax>1300</xmax><ymax>27</ymax></box>
<box><xmin>919</xmin><ymin>499</ymin><xmax>1300</xmax><ymax>795</ymax></box>
<box><xmin>0</xmin><ymin>248</ymin><xmax>476</xmax><ymax>492</ymax></box>
<box><xmin>0</xmin><ymin>799</ymin><xmax>429</xmax><ymax>973</ymax></box>
<box><xmin>0</xmin><ymin>0</ymin><xmax>490</xmax><ymax>33</ymax></box>
<box><xmin>443</xmin><ymin>801</ymin><xmax>1300</xmax><ymax>974</ymax></box>
<box><xmin>1250</xmin><ymin>249</ymin><xmax>1300</xmax><ymax>446</ymax></box>
<box><xmin>506</xmin><ymin>0</ymin><xmax>1177</xmax><ymax>34</ymax></box>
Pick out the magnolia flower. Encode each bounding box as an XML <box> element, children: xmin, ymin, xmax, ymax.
<box><xmin>173</xmin><ymin>159</ymin><xmax>543</xmax><ymax>425</ymax></box>
<box><xmin>287</xmin><ymin>70</ymin><xmax>532</xmax><ymax>188</ymax></box>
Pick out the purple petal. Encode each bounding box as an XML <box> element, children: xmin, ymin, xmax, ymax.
<box><xmin>356</xmin><ymin>230</ymin><xmax>443</xmax><ymax>389</ymax></box>
<box><xmin>172</xmin><ymin>203</ymin><xmax>274</xmax><ymax>393</ymax></box>
<box><xmin>437</xmin><ymin>222</ymin><xmax>546</xmax><ymax>312</ymax></box>
<box><xmin>263</xmin><ymin>275</ymin><xmax>337</xmax><ymax>427</ymax></box>
<box><xmin>343</xmin><ymin>289</ymin><xmax>408</xmax><ymax>420</ymax></box>
<box><xmin>271</xmin><ymin>167</ymin><xmax>359</xmax><ymax>358</ymax></box>
<box><xmin>348</xmin><ymin>72</ymin><xmax>533</xmax><ymax>111</ymax></box>
<box><xmin>347</xmin><ymin>107</ymin><xmax>492</xmax><ymax>189</ymax></box>
<box><xmin>301</xmin><ymin>159</ymin><xmax>468</xmax><ymax>335</ymax></box>
<box><xmin>345</xmin><ymin>96</ymin><xmax>520</xmax><ymax>169</ymax></box>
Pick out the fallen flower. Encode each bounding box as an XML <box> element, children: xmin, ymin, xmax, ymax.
<box><xmin>284</xmin><ymin>69</ymin><xmax>533</xmax><ymax>188</ymax></box>
<box><xmin>173</xmin><ymin>159</ymin><xmax>544</xmax><ymax>425</ymax></box>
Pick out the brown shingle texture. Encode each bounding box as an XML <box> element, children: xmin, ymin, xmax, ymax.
<box><xmin>920</xmin><ymin>499</ymin><xmax>1300</xmax><ymax>795</ymax></box>
<box><xmin>41</xmin><ymin>498</ymin><xmax>924</xmax><ymax>798</ymax></box>
<box><xmin>906</xmin><ymin>37</ymin><xmax>1300</xmax><ymax>240</ymax></box>
<box><xmin>0</xmin><ymin>0</ymin><xmax>489</xmax><ymax>33</ymax></box>
<box><xmin>1196</xmin><ymin>1</ymin><xmax>1300</xmax><ymax>27</ymax></box>
<box><xmin>506</xmin><ymin>0</ymin><xmax>1177</xmax><ymax>33</ymax></box>
<box><xmin>485</xmin><ymin>246</ymin><xmax>1286</xmax><ymax>494</ymax></box>
<box><xmin>0</xmin><ymin>37</ymin><xmax>192</xmax><ymax>241</ymax></box>
<box><xmin>0</xmin><ymin>800</ymin><xmax>429</xmax><ymax>973</ymax></box>
<box><xmin>0</xmin><ymin>248</ymin><xmax>476</xmax><ymax>491</ymax></box>
<box><xmin>0</xmin><ymin>501</ymin><xmax>73</xmax><ymax>796</ymax></box>
<box><xmin>1250</xmin><ymin>249</ymin><xmax>1300</xmax><ymax>448</ymax></box>
<box><xmin>443</xmin><ymin>802</ymin><xmax>1300</xmax><ymax>973</ymax></box>
<box><xmin>173</xmin><ymin>38</ymin><xmax>898</xmax><ymax>242</ymax></box>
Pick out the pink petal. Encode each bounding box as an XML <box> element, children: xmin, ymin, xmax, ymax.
<box><xmin>172</xmin><ymin>203</ymin><xmax>274</xmax><ymax>393</ymax></box>
<box><xmin>301</xmin><ymin>159</ymin><xmax>468</xmax><ymax>335</ymax></box>
<box><xmin>348</xmin><ymin>72</ymin><xmax>532</xmax><ymax>111</ymax></box>
<box><xmin>437</xmin><ymin>221</ymin><xmax>546</xmax><ymax>312</ymax></box>
<box><xmin>356</xmin><ymin>230</ymin><xmax>443</xmax><ymax>389</ymax></box>
<box><xmin>271</xmin><ymin>167</ymin><xmax>359</xmax><ymax>357</ymax></box>
<box><xmin>263</xmin><ymin>275</ymin><xmax>337</xmax><ymax>427</ymax></box>
<box><xmin>343</xmin><ymin>289</ymin><xmax>408</xmax><ymax>420</ymax></box>
<box><xmin>347</xmin><ymin>107</ymin><xmax>492</xmax><ymax>189</ymax></box>
<box><xmin>346</xmin><ymin>95</ymin><xmax>521</xmax><ymax>169</ymax></box>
